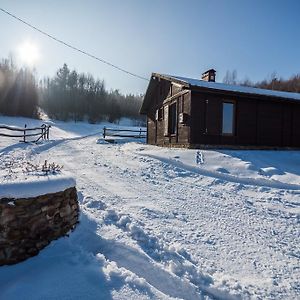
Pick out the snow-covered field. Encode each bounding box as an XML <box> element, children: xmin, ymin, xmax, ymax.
<box><xmin>0</xmin><ymin>116</ymin><xmax>299</xmax><ymax>299</ymax></box>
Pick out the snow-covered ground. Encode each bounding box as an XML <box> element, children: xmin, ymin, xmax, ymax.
<box><xmin>0</xmin><ymin>116</ymin><xmax>299</xmax><ymax>299</ymax></box>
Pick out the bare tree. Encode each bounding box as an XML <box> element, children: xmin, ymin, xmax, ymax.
<box><xmin>223</xmin><ymin>70</ymin><xmax>238</xmax><ymax>85</ymax></box>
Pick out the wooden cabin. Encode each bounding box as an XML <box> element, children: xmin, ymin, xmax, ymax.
<box><xmin>140</xmin><ymin>70</ymin><xmax>300</xmax><ymax>149</ymax></box>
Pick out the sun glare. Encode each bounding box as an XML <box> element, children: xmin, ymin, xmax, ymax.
<box><xmin>17</xmin><ymin>41</ymin><xmax>40</xmax><ymax>66</ymax></box>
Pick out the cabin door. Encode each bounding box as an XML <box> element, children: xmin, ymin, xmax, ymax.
<box><xmin>205</xmin><ymin>99</ymin><xmax>220</xmax><ymax>135</ymax></box>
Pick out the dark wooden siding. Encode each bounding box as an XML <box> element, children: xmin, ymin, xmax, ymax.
<box><xmin>190</xmin><ymin>90</ymin><xmax>300</xmax><ymax>148</ymax></box>
<box><xmin>236</xmin><ymin>100</ymin><xmax>257</xmax><ymax>145</ymax></box>
<box><xmin>282</xmin><ymin>104</ymin><xmax>292</xmax><ymax>146</ymax></box>
<box><xmin>146</xmin><ymin>79</ymin><xmax>191</xmax><ymax>146</ymax></box>
<box><xmin>292</xmin><ymin>104</ymin><xmax>300</xmax><ymax>147</ymax></box>
<box><xmin>177</xmin><ymin>93</ymin><xmax>191</xmax><ymax>144</ymax></box>
<box><xmin>190</xmin><ymin>93</ymin><xmax>224</xmax><ymax>145</ymax></box>
<box><xmin>146</xmin><ymin>78</ymin><xmax>171</xmax><ymax>145</ymax></box>
<box><xmin>190</xmin><ymin>94</ymin><xmax>206</xmax><ymax>142</ymax></box>
<box><xmin>147</xmin><ymin>105</ymin><xmax>156</xmax><ymax>145</ymax></box>
<box><xmin>257</xmin><ymin>101</ymin><xmax>282</xmax><ymax>146</ymax></box>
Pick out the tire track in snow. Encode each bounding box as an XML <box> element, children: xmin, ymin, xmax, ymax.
<box><xmin>74</xmin><ymin>177</ymin><xmax>221</xmax><ymax>299</ymax></box>
<box><xmin>131</xmin><ymin>150</ymin><xmax>300</xmax><ymax>267</ymax></box>
<box><xmin>25</xmin><ymin>137</ymin><xmax>299</xmax><ymax>299</ymax></box>
<box><xmin>80</xmin><ymin>196</ymin><xmax>240</xmax><ymax>300</ymax></box>
<box><xmin>98</xmin><ymin>143</ymin><xmax>300</xmax><ymax>298</ymax></box>
<box><xmin>50</xmin><ymin>140</ymin><xmax>239</xmax><ymax>299</ymax></box>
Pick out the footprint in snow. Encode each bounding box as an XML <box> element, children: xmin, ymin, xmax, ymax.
<box><xmin>215</xmin><ymin>167</ymin><xmax>230</xmax><ymax>174</ymax></box>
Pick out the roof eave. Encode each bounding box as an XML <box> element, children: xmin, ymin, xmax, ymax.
<box><xmin>189</xmin><ymin>84</ymin><xmax>300</xmax><ymax>103</ymax></box>
<box><xmin>153</xmin><ymin>73</ymin><xmax>190</xmax><ymax>88</ymax></box>
<box><xmin>140</xmin><ymin>73</ymin><xmax>191</xmax><ymax>115</ymax></box>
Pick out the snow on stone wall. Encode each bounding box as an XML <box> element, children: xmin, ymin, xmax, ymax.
<box><xmin>0</xmin><ymin>177</ymin><xmax>76</xmax><ymax>199</ymax></box>
<box><xmin>0</xmin><ymin>187</ymin><xmax>79</xmax><ymax>266</ymax></box>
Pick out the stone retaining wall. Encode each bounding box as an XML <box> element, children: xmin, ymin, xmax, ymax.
<box><xmin>0</xmin><ymin>187</ymin><xmax>79</xmax><ymax>266</ymax></box>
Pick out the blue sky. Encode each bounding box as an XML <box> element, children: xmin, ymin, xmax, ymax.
<box><xmin>0</xmin><ymin>0</ymin><xmax>299</xmax><ymax>94</ymax></box>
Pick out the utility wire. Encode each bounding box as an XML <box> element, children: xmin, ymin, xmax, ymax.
<box><xmin>0</xmin><ymin>7</ymin><xmax>149</xmax><ymax>81</ymax></box>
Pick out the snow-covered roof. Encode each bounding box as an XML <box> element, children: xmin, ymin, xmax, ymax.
<box><xmin>163</xmin><ymin>74</ymin><xmax>300</xmax><ymax>101</ymax></box>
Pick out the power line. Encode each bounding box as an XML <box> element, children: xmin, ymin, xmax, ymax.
<box><xmin>0</xmin><ymin>7</ymin><xmax>149</xmax><ymax>82</ymax></box>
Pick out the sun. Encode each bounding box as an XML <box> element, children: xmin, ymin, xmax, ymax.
<box><xmin>17</xmin><ymin>41</ymin><xmax>40</xmax><ymax>66</ymax></box>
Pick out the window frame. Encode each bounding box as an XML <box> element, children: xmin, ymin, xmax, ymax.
<box><xmin>168</xmin><ymin>102</ymin><xmax>177</xmax><ymax>136</ymax></box>
<box><xmin>221</xmin><ymin>101</ymin><xmax>236</xmax><ymax>136</ymax></box>
<box><xmin>157</xmin><ymin>107</ymin><xmax>163</xmax><ymax>121</ymax></box>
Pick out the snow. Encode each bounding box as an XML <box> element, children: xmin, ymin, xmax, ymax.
<box><xmin>0</xmin><ymin>176</ymin><xmax>76</xmax><ymax>199</ymax></box>
<box><xmin>164</xmin><ymin>74</ymin><xmax>300</xmax><ymax>101</ymax></box>
<box><xmin>0</xmin><ymin>115</ymin><xmax>299</xmax><ymax>299</ymax></box>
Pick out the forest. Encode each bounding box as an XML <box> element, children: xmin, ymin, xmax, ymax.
<box><xmin>223</xmin><ymin>70</ymin><xmax>300</xmax><ymax>92</ymax></box>
<box><xmin>0</xmin><ymin>57</ymin><xmax>145</xmax><ymax>125</ymax></box>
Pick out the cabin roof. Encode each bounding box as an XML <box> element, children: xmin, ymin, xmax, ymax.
<box><xmin>163</xmin><ymin>74</ymin><xmax>300</xmax><ymax>101</ymax></box>
<box><xmin>140</xmin><ymin>73</ymin><xmax>300</xmax><ymax>114</ymax></box>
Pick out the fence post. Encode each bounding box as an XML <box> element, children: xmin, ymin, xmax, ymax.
<box><xmin>23</xmin><ymin>124</ymin><xmax>27</xmax><ymax>142</ymax></box>
<box><xmin>43</xmin><ymin>124</ymin><xmax>47</xmax><ymax>140</ymax></box>
<box><xmin>103</xmin><ymin>126</ymin><xmax>106</xmax><ymax>139</ymax></box>
<box><xmin>41</xmin><ymin>124</ymin><xmax>44</xmax><ymax>140</ymax></box>
<box><xmin>139</xmin><ymin>128</ymin><xmax>142</xmax><ymax>137</ymax></box>
<box><xmin>47</xmin><ymin>126</ymin><xmax>50</xmax><ymax>140</ymax></box>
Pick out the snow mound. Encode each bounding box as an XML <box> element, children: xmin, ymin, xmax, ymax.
<box><xmin>259</xmin><ymin>167</ymin><xmax>284</xmax><ymax>176</ymax></box>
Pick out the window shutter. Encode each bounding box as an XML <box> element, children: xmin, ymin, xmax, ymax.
<box><xmin>164</xmin><ymin>105</ymin><xmax>169</xmax><ymax>136</ymax></box>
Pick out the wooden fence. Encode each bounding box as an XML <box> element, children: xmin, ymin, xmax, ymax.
<box><xmin>103</xmin><ymin>126</ymin><xmax>146</xmax><ymax>139</ymax></box>
<box><xmin>0</xmin><ymin>124</ymin><xmax>51</xmax><ymax>143</ymax></box>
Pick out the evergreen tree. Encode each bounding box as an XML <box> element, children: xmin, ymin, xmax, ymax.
<box><xmin>39</xmin><ymin>63</ymin><xmax>145</xmax><ymax>124</ymax></box>
<box><xmin>0</xmin><ymin>59</ymin><xmax>145</xmax><ymax>123</ymax></box>
<box><xmin>0</xmin><ymin>58</ymin><xmax>38</xmax><ymax>118</ymax></box>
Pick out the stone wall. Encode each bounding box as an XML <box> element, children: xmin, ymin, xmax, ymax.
<box><xmin>0</xmin><ymin>187</ymin><xmax>79</xmax><ymax>266</ymax></box>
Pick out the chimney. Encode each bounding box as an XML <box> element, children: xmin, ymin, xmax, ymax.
<box><xmin>201</xmin><ymin>69</ymin><xmax>216</xmax><ymax>82</ymax></box>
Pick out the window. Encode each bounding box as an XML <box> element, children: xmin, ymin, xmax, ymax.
<box><xmin>169</xmin><ymin>85</ymin><xmax>172</xmax><ymax>97</ymax></box>
<box><xmin>156</xmin><ymin>107</ymin><xmax>163</xmax><ymax>121</ymax></box>
<box><xmin>169</xmin><ymin>102</ymin><xmax>177</xmax><ymax>135</ymax></box>
<box><xmin>178</xmin><ymin>96</ymin><xmax>184</xmax><ymax>113</ymax></box>
<box><xmin>164</xmin><ymin>105</ymin><xmax>169</xmax><ymax>136</ymax></box>
<box><xmin>222</xmin><ymin>102</ymin><xmax>235</xmax><ymax>135</ymax></box>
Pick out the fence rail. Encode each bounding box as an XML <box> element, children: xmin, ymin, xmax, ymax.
<box><xmin>0</xmin><ymin>124</ymin><xmax>51</xmax><ymax>143</ymax></box>
<box><xmin>103</xmin><ymin>126</ymin><xmax>146</xmax><ymax>139</ymax></box>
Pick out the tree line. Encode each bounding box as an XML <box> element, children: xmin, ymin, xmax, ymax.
<box><xmin>0</xmin><ymin>57</ymin><xmax>145</xmax><ymax>125</ymax></box>
<box><xmin>0</xmin><ymin>57</ymin><xmax>39</xmax><ymax>118</ymax></box>
<box><xmin>223</xmin><ymin>70</ymin><xmax>300</xmax><ymax>93</ymax></box>
<box><xmin>40</xmin><ymin>63</ymin><xmax>145</xmax><ymax>124</ymax></box>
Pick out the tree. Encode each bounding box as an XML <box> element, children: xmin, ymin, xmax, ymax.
<box><xmin>223</xmin><ymin>70</ymin><xmax>237</xmax><ymax>85</ymax></box>
<box><xmin>39</xmin><ymin>63</ymin><xmax>145</xmax><ymax>124</ymax></box>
